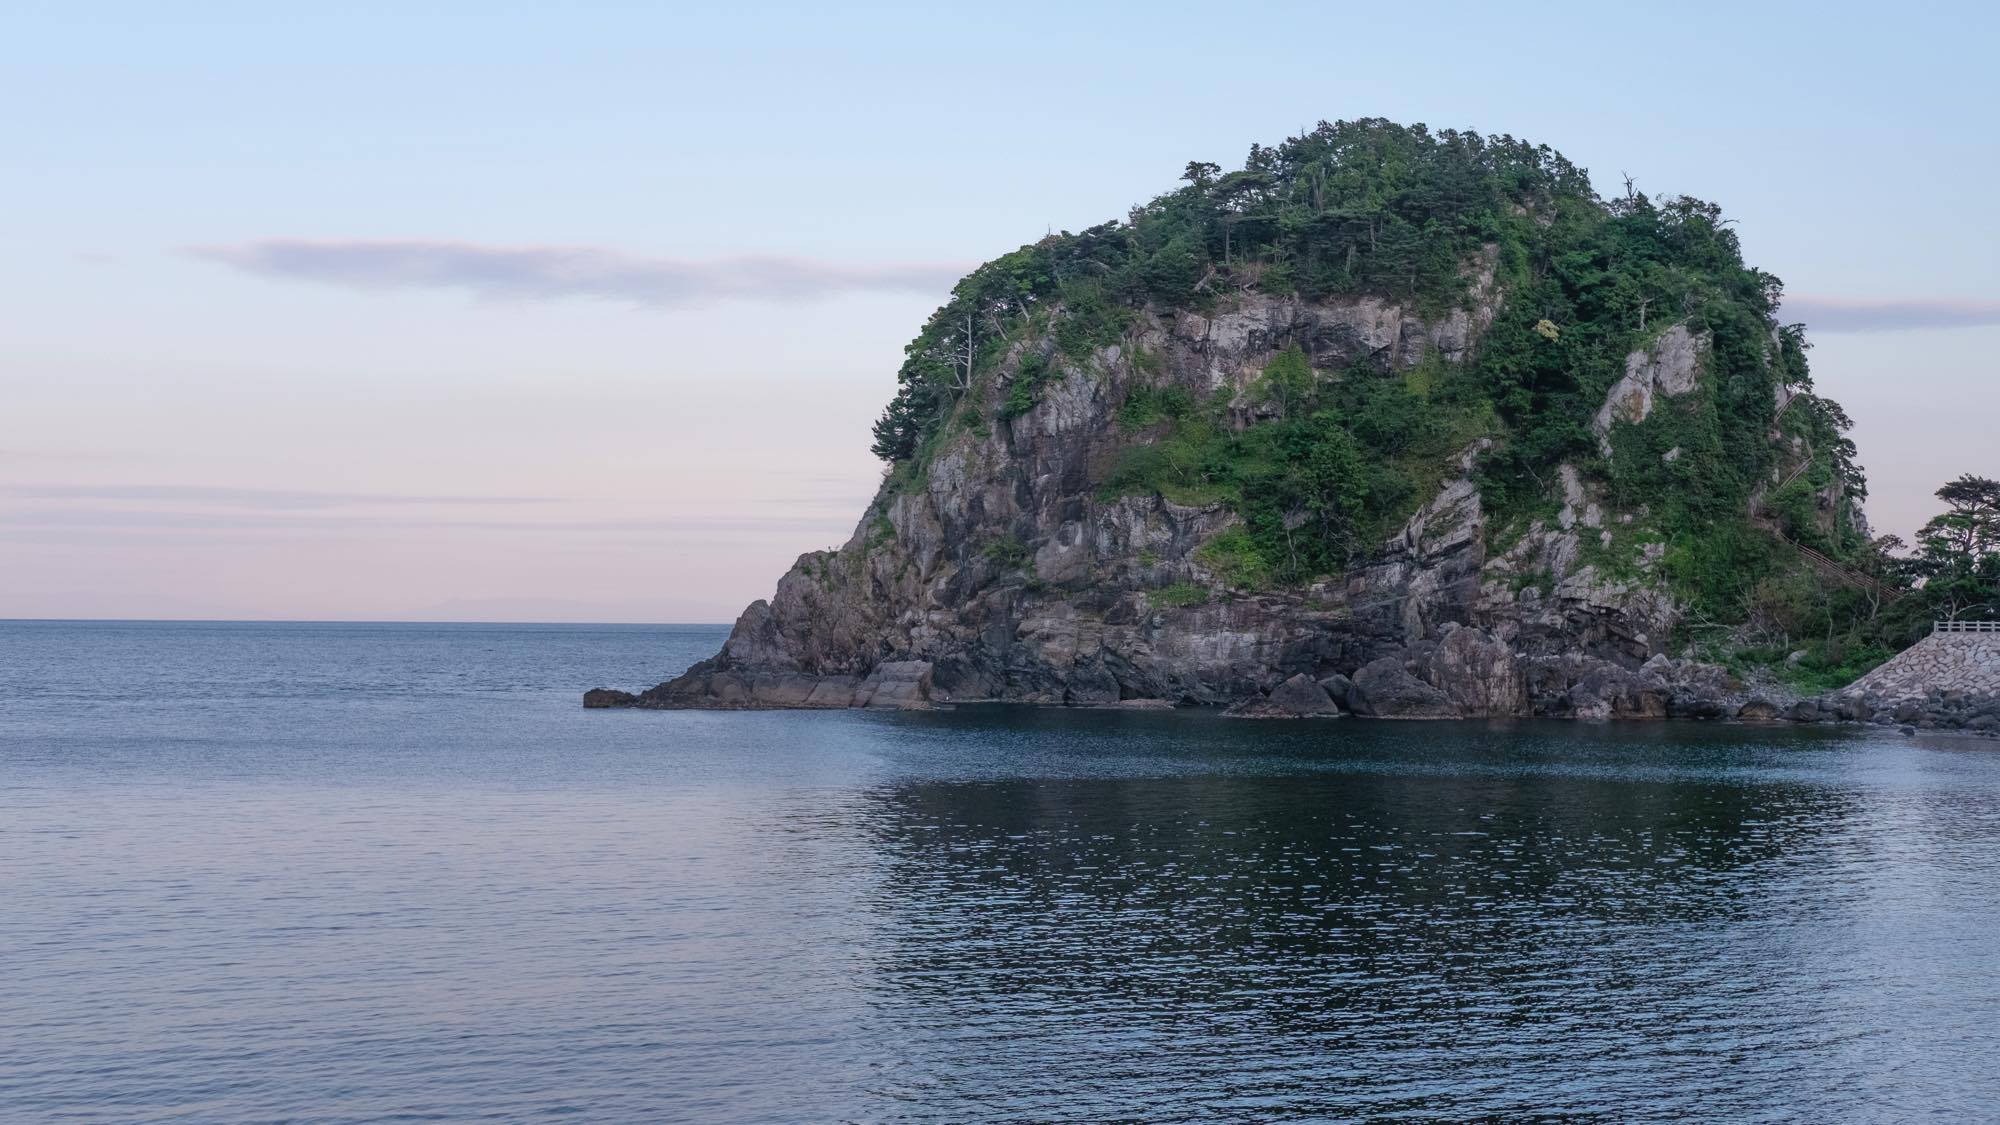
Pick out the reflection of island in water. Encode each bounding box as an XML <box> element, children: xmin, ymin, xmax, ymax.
<box><xmin>839</xmin><ymin>714</ymin><xmax>1906</xmax><ymax>1119</ymax></box>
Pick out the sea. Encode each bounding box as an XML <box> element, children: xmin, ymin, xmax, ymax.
<box><xmin>4</xmin><ymin>620</ymin><xmax>1998</xmax><ymax>1122</ymax></box>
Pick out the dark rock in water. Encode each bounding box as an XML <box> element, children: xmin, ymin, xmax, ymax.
<box><xmin>1669</xmin><ymin>695</ymin><xmax>1732</xmax><ymax>720</ymax></box>
<box><xmin>1625</xmin><ymin>684</ymin><xmax>1671</xmax><ymax>719</ymax></box>
<box><xmin>854</xmin><ymin>660</ymin><xmax>936</xmax><ymax>709</ymax></box>
<box><xmin>1099</xmin><ymin>698</ymin><xmax>1176</xmax><ymax>710</ymax></box>
<box><xmin>1737</xmin><ymin>698</ymin><xmax>1780</xmax><ymax>721</ymax></box>
<box><xmin>1422</xmin><ymin>626</ymin><xmax>1527</xmax><ymax>716</ymax></box>
<box><xmin>1317</xmin><ymin>673</ymin><xmax>1356</xmax><ymax>712</ymax></box>
<box><xmin>1225</xmin><ymin>674</ymin><xmax>1340</xmax><ymax>719</ymax></box>
<box><xmin>1062</xmin><ymin>660</ymin><xmax>1122</xmax><ymax>707</ymax></box>
<box><xmin>1272</xmin><ymin>673</ymin><xmax>1342</xmax><ymax>717</ymax></box>
<box><xmin>1562</xmin><ymin>661</ymin><xmax>1662</xmax><ymax>721</ymax></box>
<box><xmin>1665</xmin><ymin>662</ymin><xmax>1741</xmax><ymax>719</ymax></box>
<box><xmin>583</xmin><ymin>688</ymin><xmax>638</xmax><ymax>709</ymax></box>
<box><xmin>1785</xmin><ymin>701</ymin><xmax>1824</xmax><ymax>723</ymax></box>
<box><xmin>1348</xmin><ymin>657</ymin><xmax>1460</xmax><ymax>719</ymax></box>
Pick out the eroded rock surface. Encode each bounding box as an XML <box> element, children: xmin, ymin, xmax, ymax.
<box><xmin>1224</xmin><ymin>673</ymin><xmax>1342</xmax><ymax>718</ymax></box>
<box><xmin>1591</xmin><ymin>324</ymin><xmax>1707</xmax><ymax>456</ymax></box>
<box><xmin>598</xmin><ymin>293</ymin><xmax>1746</xmax><ymax>720</ymax></box>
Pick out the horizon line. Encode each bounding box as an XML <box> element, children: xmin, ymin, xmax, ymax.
<box><xmin>0</xmin><ymin>616</ymin><xmax>735</xmax><ymax>628</ymax></box>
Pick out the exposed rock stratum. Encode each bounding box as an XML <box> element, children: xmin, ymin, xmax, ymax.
<box><xmin>590</xmin><ymin>289</ymin><xmax>1786</xmax><ymax>720</ymax></box>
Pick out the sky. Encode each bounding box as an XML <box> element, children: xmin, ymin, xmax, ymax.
<box><xmin>4</xmin><ymin>0</ymin><xmax>1997</xmax><ymax>622</ymax></box>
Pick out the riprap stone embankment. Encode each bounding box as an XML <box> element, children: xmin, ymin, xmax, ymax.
<box><xmin>1775</xmin><ymin>626</ymin><xmax>2000</xmax><ymax>735</ymax></box>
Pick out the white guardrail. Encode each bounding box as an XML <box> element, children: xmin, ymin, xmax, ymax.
<box><xmin>1934</xmin><ymin>620</ymin><xmax>2000</xmax><ymax>633</ymax></box>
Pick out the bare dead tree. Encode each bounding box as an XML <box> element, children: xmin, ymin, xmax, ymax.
<box><xmin>948</xmin><ymin>313</ymin><xmax>975</xmax><ymax>391</ymax></box>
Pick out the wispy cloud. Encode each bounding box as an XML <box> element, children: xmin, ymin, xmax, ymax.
<box><xmin>188</xmin><ymin>239</ymin><xmax>968</xmax><ymax>308</ymax></box>
<box><xmin>1</xmin><ymin>483</ymin><xmax>555</xmax><ymax>510</ymax></box>
<box><xmin>0</xmin><ymin>482</ymin><xmax>853</xmax><ymax>534</ymax></box>
<box><xmin>1781</xmin><ymin>296</ymin><xmax>2000</xmax><ymax>333</ymax></box>
<box><xmin>0</xmin><ymin>508</ymin><xmax>853</xmax><ymax>537</ymax></box>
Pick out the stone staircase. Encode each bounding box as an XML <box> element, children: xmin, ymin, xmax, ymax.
<box><xmin>1747</xmin><ymin>454</ymin><xmax>1900</xmax><ymax>601</ymax></box>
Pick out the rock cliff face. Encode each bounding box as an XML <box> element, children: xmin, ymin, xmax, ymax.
<box><xmin>592</xmin><ymin>282</ymin><xmax>1775</xmax><ymax>721</ymax></box>
<box><xmin>1589</xmin><ymin>323</ymin><xmax>1704</xmax><ymax>456</ymax></box>
<box><xmin>578</xmin><ymin>120</ymin><xmax>1914</xmax><ymax>723</ymax></box>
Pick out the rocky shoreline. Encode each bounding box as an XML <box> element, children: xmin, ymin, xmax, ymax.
<box><xmin>582</xmin><ymin>674</ymin><xmax>2000</xmax><ymax>737</ymax></box>
<box><xmin>583</xmin><ymin>620</ymin><xmax>2000</xmax><ymax>738</ymax></box>
<box><xmin>584</xmin><ymin>266</ymin><xmax>1962</xmax><ymax>733</ymax></box>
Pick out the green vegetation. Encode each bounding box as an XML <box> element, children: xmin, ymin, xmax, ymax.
<box><xmin>1152</xmin><ymin>583</ymin><xmax>1211</xmax><ymax>608</ymax></box>
<box><xmin>1195</xmin><ymin>528</ymin><xmax>1272</xmax><ymax>589</ymax></box>
<box><xmin>1903</xmin><ymin>474</ymin><xmax>2000</xmax><ymax>621</ymax></box>
<box><xmin>1254</xmin><ymin>343</ymin><xmax>1316</xmax><ymax>411</ymax></box>
<box><xmin>982</xmin><ymin>535</ymin><xmax>1031</xmax><ymax>570</ymax></box>
<box><xmin>866</xmin><ymin>513</ymin><xmax>896</xmax><ymax>550</ymax></box>
<box><xmin>1683</xmin><ymin>474</ymin><xmax>2000</xmax><ymax>689</ymax></box>
<box><xmin>1104</xmin><ymin>346</ymin><xmax>1491</xmax><ymax>585</ymax></box>
<box><xmin>872</xmin><ymin>118</ymin><xmax>1589</xmax><ymax>462</ymax></box>
<box><xmin>1709</xmin><ymin>632</ymin><xmax>1898</xmax><ymax>696</ymax></box>
<box><xmin>1000</xmin><ymin>352</ymin><xmax>1058</xmax><ymax>419</ymax></box>
<box><xmin>873</xmin><ymin>121</ymin><xmax>1852</xmax><ymax>565</ymax></box>
<box><xmin>980</xmin><ymin>532</ymin><xmax>1040</xmax><ymax>576</ymax></box>
<box><xmin>868</xmin><ymin>117</ymin><xmax>1926</xmax><ymax>676</ymax></box>
<box><xmin>1118</xmin><ymin>384</ymin><xmax>1195</xmax><ymax>431</ymax></box>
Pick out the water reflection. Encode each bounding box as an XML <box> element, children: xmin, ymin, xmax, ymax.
<box><xmin>7</xmin><ymin>622</ymin><xmax>1999</xmax><ymax>1122</ymax></box>
<box><xmin>847</xmin><ymin>733</ymin><xmax>1910</xmax><ymax>1120</ymax></box>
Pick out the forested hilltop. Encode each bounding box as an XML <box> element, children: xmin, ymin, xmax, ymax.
<box><xmin>609</xmin><ymin>119</ymin><xmax>1978</xmax><ymax>718</ymax></box>
<box><xmin>871</xmin><ymin>118</ymin><xmax>1889</xmax><ymax>685</ymax></box>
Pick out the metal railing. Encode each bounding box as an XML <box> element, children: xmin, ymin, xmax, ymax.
<box><xmin>1935</xmin><ymin>620</ymin><xmax>2000</xmax><ymax>633</ymax></box>
<box><xmin>1772</xmin><ymin>457</ymin><xmax>1813</xmax><ymax>494</ymax></box>
<box><xmin>1780</xmin><ymin>535</ymin><xmax>1900</xmax><ymax>600</ymax></box>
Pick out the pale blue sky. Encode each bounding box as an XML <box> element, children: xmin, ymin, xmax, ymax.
<box><xmin>4</xmin><ymin>1</ymin><xmax>1996</xmax><ymax>620</ymax></box>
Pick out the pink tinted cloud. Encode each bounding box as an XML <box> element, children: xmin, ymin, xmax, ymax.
<box><xmin>190</xmin><ymin>239</ymin><xmax>968</xmax><ymax>307</ymax></box>
<box><xmin>1781</xmin><ymin>296</ymin><xmax>2000</xmax><ymax>333</ymax></box>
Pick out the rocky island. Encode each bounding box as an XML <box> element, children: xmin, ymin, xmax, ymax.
<box><xmin>589</xmin><ymin>120</ymin><xmax>1996</xmax><ymax>728</ymax></box>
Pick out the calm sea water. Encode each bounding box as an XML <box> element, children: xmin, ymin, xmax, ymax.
<box><xmin>4</xmin><ymin>621</ymin><xmax>1999</xmax><ymax>1122</ymax></box>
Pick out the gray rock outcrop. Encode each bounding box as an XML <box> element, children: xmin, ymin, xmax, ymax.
<box><xmin>596</xmin><ymin>287</ymin><xmax>1765</xmax><ymax>720</ymax></box>
<box><xmin>1224</xmin><ymin>673</ymin><xmax>1342</xmax><ymax>718</ymax></box>
<box><xmin>1591</xmin><ymin>324</ymin><xmax>1707</xmax><ymax>456</ymax></box>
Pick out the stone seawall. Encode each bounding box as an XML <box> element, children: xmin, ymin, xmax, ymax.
<box><xmin>1840</xmin><ymin>629</ymin><xmax>2000</xmax><ymax>703</ymax></box>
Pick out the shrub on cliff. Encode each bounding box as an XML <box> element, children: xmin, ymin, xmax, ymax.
<box><xmin>871</xmin><ymin>118</ymin><xmax>1586</xmax><ymax>461</ymax></box>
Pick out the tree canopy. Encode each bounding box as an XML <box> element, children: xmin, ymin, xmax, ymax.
<box><xmin>872</xmin><ymin>118</ymin><xmax>1591</xmax><ymax>462</ymax></box>
<box><xmin>1907</xmin><ymin>474</ymin><xmax>2000</xmax><ymax>620</ymax></box>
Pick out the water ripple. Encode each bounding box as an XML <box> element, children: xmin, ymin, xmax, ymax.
<box><xmin>2</xmin><ymin>622</ymin><xmax>1998</xmax><ymax>1121</ymax></box>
